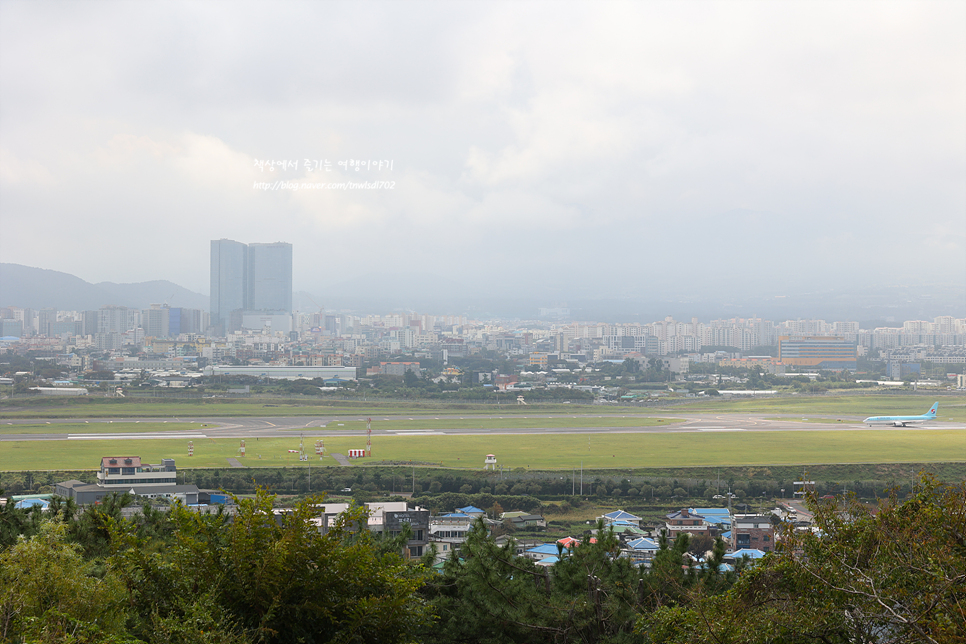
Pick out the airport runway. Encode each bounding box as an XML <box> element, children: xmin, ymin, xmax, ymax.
<box><xmin>1</xmin><ymin>413</ymin><xmax>962</xmax><ymax>442</ymax></box>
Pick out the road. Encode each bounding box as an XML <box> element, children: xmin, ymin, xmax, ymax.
<box><xmin>1</xmin><ymin>412</ymin><xmax>962</xmax><ymax>442</ymax></box>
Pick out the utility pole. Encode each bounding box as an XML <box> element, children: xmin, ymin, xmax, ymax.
<box><xmin>580</xmin><ymin>461</ymin><xmax>583</xmax><ymax>496</ymax></box>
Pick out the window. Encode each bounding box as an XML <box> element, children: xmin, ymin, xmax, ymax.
<box><xmin>763</xmin><ymin>535</ymin><xmax>770</xmax><ymax>542</ymax></box>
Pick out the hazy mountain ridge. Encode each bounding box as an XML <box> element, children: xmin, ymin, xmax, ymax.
<box><xmin>0</xmin><ymin>263</ymin><xmax>208</xmax><ymax>311</ymax></box>
<box><xmin>2</xmin><ymin>263</ymin><xmax>963</xmax><ymax>322</ymax></box>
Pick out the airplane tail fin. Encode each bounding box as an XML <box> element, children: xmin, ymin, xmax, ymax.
<box><xmin>926</xmin><ymin>402</ymin><xmax>939</xmax><ymax>417</ymax></box>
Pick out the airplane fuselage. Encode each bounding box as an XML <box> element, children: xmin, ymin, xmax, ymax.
<box><xmin>863</xmin><ymin>402</ymin><xmax>938</xmax><ymax>427</ymax></box>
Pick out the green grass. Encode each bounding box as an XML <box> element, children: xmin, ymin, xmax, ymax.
<box><xmin>303</xmin><ymin>417</ymin><xmax>680</xmax><ymax>431</ymax></box>
<box><xmin>2</xmin><ymin>427</ymin><xmax>963</xmax><ymax>471</ymax></box>
<box><xmin>0</xmin><ymin>422</ymin><xmax>209</xmax><ymax>435</ymax></box>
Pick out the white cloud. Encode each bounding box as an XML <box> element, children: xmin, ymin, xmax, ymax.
<box><xmin>0</xmin><ymin>0</ymin><xmax>962</xmax><ymax>301</ymax></box>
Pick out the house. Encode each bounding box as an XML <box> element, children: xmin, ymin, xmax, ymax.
<box><xmin>599</xmin><ymin>509</ymin><xmax>642</xmax><ymax>528</ymax></box>
<box><xmin>315</xmin><ymin>501</ymin><xmax>429</xmax><ymax>558</ymax></box>
<box><xmin>494</xmin><ymin>536</ymin><xmax>545</xmax><ymax>556</ymax></box>
<box><xmin>605</xmin><ymin>520</ymin><xmax>645</xmax><ymax>537</ymax></box>
<box><xmin>508</xmin><ymin>513</ymin><xmax>546</xmax><ymax>530</ymax></box>
<box><xmin>524</xmin><ymin>543</ymin><xmax>566</xmax><ymax>561</ymax></box>
<box><xmin>429</xmin><ymin>512</ymin><xmax>475</xmax><ymax>546</ymax></box>
<box><xmin>691</xmin><ymin>507</ymin><xmax>731</xmax><ymax>531</ymax></box>
<box><xmin>726</xmin><ymin>548</ymin><xmax>768</xmax><ymax>562</ymax></box>
<box><xmin>456</xmin><ymin>505</ymin><xmax>486</xmax><ymax>518</ymax></box>
<box><xmin>622</xmin><ymin>537</ymin><xmax>660</xmax><ymax>566</ymax></box>
<box><xmin>556</xmin><ymin>536</ymin><xmax>580</xmax><ymax>549</ymax></box>
<box><xmin>429</xmin><ymin>508</ymin><xmax>499</xmax><ymax>550</ymax></box>
<box><xmin>664</xmin><ymin>509</ymin><xmax>710</xmax><ymax>538</ymax></box>
<box><xmin>732</xmin><ymin>514</ymin><xmax>776</xmax><ymax>552</ymax></box>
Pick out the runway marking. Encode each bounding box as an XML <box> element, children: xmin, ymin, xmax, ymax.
<box><xmin>394</xmin><ymin>431</ymin><xmax>444</xmax><ymax>436</ymax></box>
<box><xmin>68</xmin><ymin>433</ymin><xmax>207</xmax><ymax>440</ymax></box>
<box><xmin>696</xmin><ymin>428</ymin><xmax>746</xmax><ymax>432</ymax></box>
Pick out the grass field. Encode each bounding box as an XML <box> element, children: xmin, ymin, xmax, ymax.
<box><xmin>2</xmin><ymin>427</ymin><xmax>963</xmax><ymax>471</ymax></box>
<box><xmin>0</xmin><ymin>422</ymin><xmax>209</xmax><ymax>435</ymax></box>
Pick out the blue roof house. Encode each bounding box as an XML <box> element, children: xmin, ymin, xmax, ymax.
<box><xmin>456</xmin><ymin>506</ymin><xmax>486</xmax><ymax>518</ymax></box>
<box><xmin>622</xmin><ymin>537</ymin><xmax>660</xmax><ymax>565</ymax></box>
<box><xmin>599</xmin><ymin>509</ymin><xmax>642</xmax><ymax>528</ymax></box>
<box><xmin>525</xmin><ymin>543</ymin><xmax>567</xmax><ymax>561</ymax></box>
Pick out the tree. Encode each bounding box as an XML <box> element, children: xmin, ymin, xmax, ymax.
<box><xmin>645</xmin><ymin>474</ymin><xmax>966</xmax><ymax>644</ymax></box>
<box><xmin>0</xmin><ymin>520</ymin><xmax>130</xmax><ymax>642</ymax></box>
<box><xmin>403</xmin><ymin>369</ymin><xmax>419</xmax><ymax>387</ymax></box>
<box><xmin>114</xmin><ymin>489</ymin><xmax>433</xmax><ymax>644</ymax></box>
<box><xmin>427</xmin><ymin>519</ymin><xmax>651</xmax><ymax>644</ymax></box>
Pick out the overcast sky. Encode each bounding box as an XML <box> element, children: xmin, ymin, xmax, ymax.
<box><xmin>1</xmin><ymin>0</ymin><xmax>963</xmax><ymax>305</ymax></box>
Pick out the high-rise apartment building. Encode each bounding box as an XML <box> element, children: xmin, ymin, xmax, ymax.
<box><xmin>247</xmin><ymin>242</ymin><xmax>293</xmax><ymax>313</ymax></box>
<box><xmin>209</xmin><ymin>239</ymin><xmax>292</xmax><ymax>334</ymax></box>
<box><xmin>210</xmin><ymin>239</ymin><xmax>248</xmax><ymax>333</ymax></box>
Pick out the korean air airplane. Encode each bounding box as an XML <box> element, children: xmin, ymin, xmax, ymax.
<box><xmin>863</xmin><ymin>402</ymin><xmax>939</xmax><ymax>427</ymax></box>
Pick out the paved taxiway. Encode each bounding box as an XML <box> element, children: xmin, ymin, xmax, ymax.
<box><xmin>1</xmin><ymin>413</ymin><xmax>962</xmax><ymax>442</ymax></box>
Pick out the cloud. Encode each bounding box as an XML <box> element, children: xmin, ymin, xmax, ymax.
<box><xmin>0</xmin><ymin>0</ymin><xmax>962</xmax><ymax>303</ymax></box>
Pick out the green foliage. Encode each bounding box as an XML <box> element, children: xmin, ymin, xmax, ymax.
<box><xmin>113</xmin><ymin>490</ymin><xmax>433</xmax><ymax>644</ymax></box>
<box><xmin>644</xmin><ymin>475</ymin><xmax>966</xmax><ymax>644</ymax></box>
<box><xmin>426</xmin><ymin>520</ymin><xmax>737</xmax><ymax>644</ymax></box>
<box><xmin>0</xmin><ymin>519</ymin><xmax>131</xmax><ymax>642</ymax></box>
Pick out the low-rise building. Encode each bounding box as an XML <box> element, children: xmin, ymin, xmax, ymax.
<box><xmin>599</xmin><ymin>509</ymin><xmax>642</xmax><ymax>528</ymax></box>
<box><xmin>732</xmin><ymin>514</ymin><xmax>776</xmax><ymax>552</ymax></box>
<box><xmin>621</xmin><ymin>537</ymin><xmax>660</xmax><ymax>566</ymax></box>
<box><xmin>316</xmin><ymin>501</ymin><xmax>429</xmax><ymax>558</ymax></box>
<box><xmin>664</xmin><ymin>509</ymin><xmax>711</xmax><ymax>539</ymax></box>
<box><xmin>56</xmin><ymin>456</ymin><xmax>198</xmax><ymax>505</ymax></box>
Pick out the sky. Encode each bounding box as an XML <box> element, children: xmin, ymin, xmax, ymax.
<box><xmin>1</xmin><ymin>0</ymin><xmax>964</xmax><ymax>311</ymax></box>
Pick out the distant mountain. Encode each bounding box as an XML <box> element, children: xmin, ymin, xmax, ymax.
<box><xmin>0</xmin><ymin>263</ymin><xmax>208</xmax><ymax>311</ymax></box>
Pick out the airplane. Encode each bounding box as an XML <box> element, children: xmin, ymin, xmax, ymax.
<box><xmin>863</xmin><ymin>402</ymin><xmax>939</xmax><ymax>427</ymax></box>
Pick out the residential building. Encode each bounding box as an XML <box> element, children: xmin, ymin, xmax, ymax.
<box><xmin>599</xmin><ymin>509</ymin><xmax>642</xmax><ymax>528</ymax></box>
<box><xmin>664</xmin><ymin>509</ymin><xmax>711</xmax><ymax>538</ymax></box>
<box><xmin>732</xmin><ymin>514</ymin><xmax>776</xmax><ymax>552</ymax></box>
<box><xmin>247</xmin><ymin>242</ymin><xmax>293</xmax><ymax>313</ymax></box>
<box><xmin>316</xmin><ymin>502</ymin><xmax>429</xmax><ymax>559</ymax></box>
<box><xmin>380</xmin><ymin>361</ymin><xmax>422</xmax><ymax>377</ymax></box>
<box><xmin>210</xmin><ymin>239</ymin><xmax>293</xmax><ymax>335</ymax></box>
<box><xmin>621</xmin><ymin>537</ymin><xmax>660</xmax><ymax>566</ymax></box>
<box><xmin>210</xmin><ymin>238</ymin><xmax>248</xmax><ymax>334</ymax></box>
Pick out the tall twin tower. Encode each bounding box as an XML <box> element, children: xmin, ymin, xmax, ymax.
<box><xmin>210</xmin><ymin>239</ymin><xmax>292</xmax><ymax>334</ymax></box>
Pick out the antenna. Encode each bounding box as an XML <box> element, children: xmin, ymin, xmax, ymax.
<box><xmin>366</xmin><ymin>418</ymin><xmax>372</xmax><ymax>457</ymax></box>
